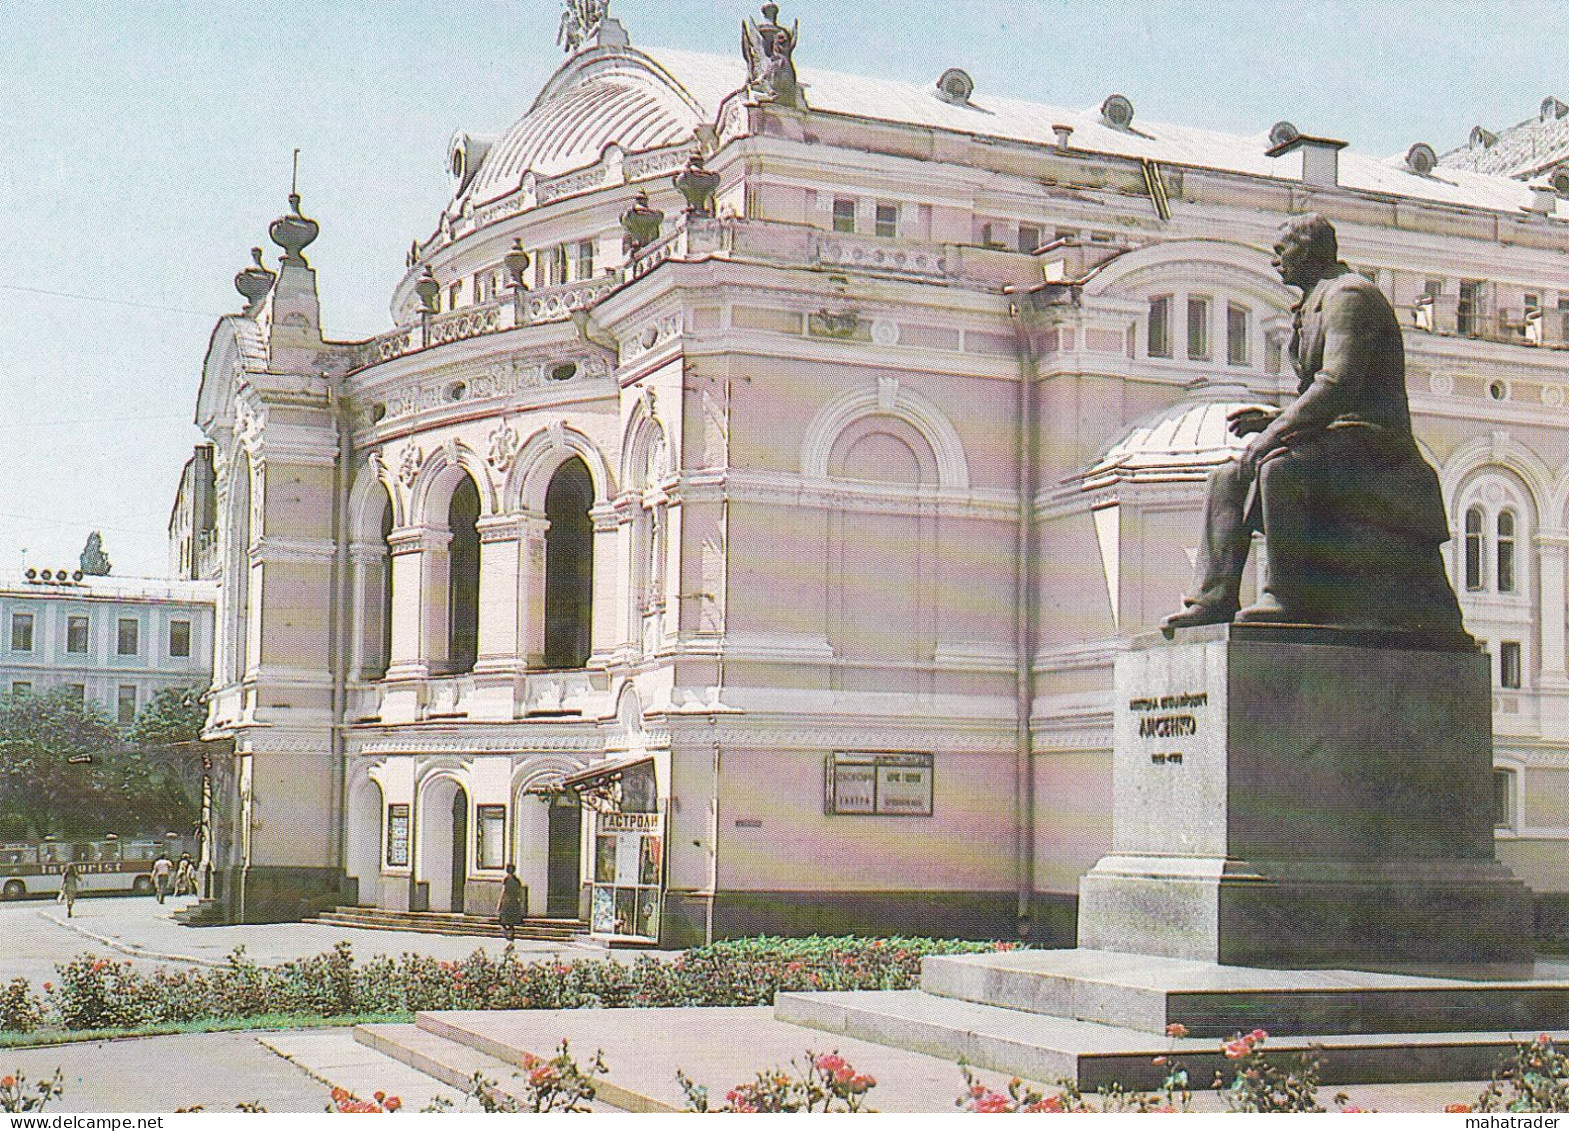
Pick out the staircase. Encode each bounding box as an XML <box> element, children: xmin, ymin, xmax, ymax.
<box><xmin>171</xmin><ymin>898</ymin><xmax>228</xmax><ymax>926</ymax></box>
<box><xmin>307</xmin><ymin>906</ymin><xmax>588</xmax><ymax>943</ymax></box>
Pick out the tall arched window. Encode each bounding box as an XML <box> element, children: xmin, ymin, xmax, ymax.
<box><xmin>379</xmin><ymin>499</ymin><xmax>394</xmax><ymax>668</ymax></box>
<box><xmin>1465</xmin><ymin>506</ymin><xmax>1486</xmax><ymax>592</ymax></box>
<box><xmin>544</xmin><ymin>458</ymin><xmax>594</xmax><ymax>669</ymax></box>
<box><xmin>1496</xmin><ymin>510</ymin><xmax>1516</xmax><ymax>594</ymax></box>
<box><xmin>447</xmin><ymin>476</ymin><xmax>480</xmax><ymax>673</ymax></box>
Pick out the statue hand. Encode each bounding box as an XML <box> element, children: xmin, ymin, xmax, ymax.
<box><xmin>1239</xmin><ymin>432</ymin><xmax>1277</xmax><ymax>480</ymax></box>
<box><xmin>1226</xmin><ymin>405</ymin><xmax>1278</xmax><ymax>437</ymax></box>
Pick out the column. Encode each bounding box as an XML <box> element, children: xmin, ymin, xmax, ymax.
<box><xmin>518</xmin><ymin>513</ymin><xmax>551</xmax><ymax>668</ymax></box>
<box><xmin>474</xmin><ymin>515</ymin><xmax>524</xmax><ymax>672</ymax></box>
<box><xmin>590</xmin><ymin>502</ymin><xmax>623</xmax><ymax>665</ymax></box>
<box><xmin>383</xmin><ymin>526</ymin><xmax>438</xmax><ymax>681</ymax></box>
<box><xmin>1537</xmin><ymin>530</ymin><xmax>1568</xmax><ymax>682</ymax></box>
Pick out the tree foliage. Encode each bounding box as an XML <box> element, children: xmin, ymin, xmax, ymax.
<box><xmin>126</xmin><ymin>686</ymin><xmax>205</xmax><ymax>750</ymax></box>
<box><xmin>0</xmin><ymin>689</ymin><xmax>193</xmax><ymax>839</ymax></box>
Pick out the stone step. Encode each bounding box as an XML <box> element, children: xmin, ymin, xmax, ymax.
<box><xmin>307</xmin><ymin>907</ymin><xmax>585</xmax><ymax>941</ymax></box>
<box><xmin>776</xmin><ymin>988</ymin><xmax>1569</xmax><ymax>1089</ymax></box>
<box><xmin>354</xmin><ymin>1023</ymin><xmax>567</xmax><ymax>1110</ymax></box>
<box><xmin>363</xmin><ymin>1005</ymin><xmax>1034</xmax><ymax>1113</ymax></box>
<box><xmin>919</xmin><ymin>949</ymin><xmax>1569</xmax><ymax>1038</ymax></box>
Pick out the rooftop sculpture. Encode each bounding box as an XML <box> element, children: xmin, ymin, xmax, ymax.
<box><xmin>742</xmin><ymin>4</ymin><xmax>804</xmax><ymax>110</ymax></box>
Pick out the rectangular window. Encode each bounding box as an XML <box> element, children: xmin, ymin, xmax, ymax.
<box><xmin>832</xmin><ymin>197</ymin><xmax>856</xmax><ymax>233</ymax></box>
<box><xmin>10</xmin><ymin>613</ymin><xmax>32</xmax><ymax>653</ymax></box>
<box><xmin>1493</xmin><ymin>769</ymin><xmax>1516</xmax><ymax>829</ymax></box>
<box><xmin>1458</xmin><ymin>279</ymin><xmax>1484</xmax><ymax>336</ymax></box>
<box><xmin>1017</xmin><ymin>224</ymin><xmax>1041</xmax><ymax>253</ymax></box>
<box><xmin>1424</xmin><ymin>278</ymin><xmax>1444</xmax><ymax>301</ymax></box>
<box><xmin>1147</xmin><ymin>296</ymin><xmax>1172</xmax><ymax>359</ymax></box>
<box><xmin>476</xmin><ymin>805</ymin><xmax>507</xmax><ymax>869</ymax></box>
<box><xmin>874</xmin><ymin>202</ymin><xmax>899</xmax><ymax>238</ymax></box>
<box><xmin>446</xmin><ymin>281</ymin><xmax>461</xmax><ymax>311</ymax></box>
<box><xmin>67</xmin><ymin>616</ymin><xmax>88</xmax><ymax>654</ymax></box>
<box><xmin>1559</xmin><ymin>297</ymin><xmax>1569</xmax><ymax>342</ymax></box>
<box><xmin>117</xmin><ymin>618</ymin><xmax>139</xmax><ymax>656</ymax></box>
<box><xmin>1500</xmin><ymin>641</ymin><xmax>1523</xmax><ymax>689</ymax></box>
<box><xmin>169</xmin><ymin>620</ymin><xmax>192</xmax><ymax>659</ymax></box>
<box><xmin>117</xmin><ymin>684</ymin><xmax>137</xmax><ymax>726</ymax></box>
<box><xmin>1525</xmin><ymin>293</ymin><xmax>1541</xmax><ymax>314</ymax></box>
<box><xmin>10</xmin><ymin>681</ymin><xmax>30</xmax><ymax>696</ymax></box>
<box><xmin>1187</xmin><ymin>296</ymin><xmax>1210</xmax><ymax>360</ymax></box>
<box><xmin>824</xmin><ymin>752</ymin><xmax>934</xmax><ymax>816</ymax></box>
<box><xmin>1226</xmin><ymin>303</ymin><xmax>1250</xmax><ymax>366</ymax></box>
<box><xmin>549</xmin><ymin>245</ymin><xmax>569</xmax><ymax>286</ymax></box>
<box><xmin>574</xmin><ymin>240</ymin><xmax>595</xmax><ymax>280</ymax></box>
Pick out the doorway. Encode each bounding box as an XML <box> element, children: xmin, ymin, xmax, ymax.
<box><xmin>546</xmin><ymin>794</ymin><xmax>581</xmax><ymax>917</ymax></box>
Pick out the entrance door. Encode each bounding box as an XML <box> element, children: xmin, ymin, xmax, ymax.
<box><xmin>450</xmin><ymin>787</ymin><xmax>468</xmax><ymax>913</ymax></box>
<box><xmin>546</xmin><ymin>795</ymin><xmax>581</xmax><ymax>917</ymax></box>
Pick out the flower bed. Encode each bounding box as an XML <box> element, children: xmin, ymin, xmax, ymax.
<box><xmin>0</xmin><ymin>936</ymin><xmax>1014</xmax><ymax>1038</ymax></box>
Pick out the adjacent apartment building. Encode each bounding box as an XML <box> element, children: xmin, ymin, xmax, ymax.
<box><xmin>0</xmin><ymin>570</ymin><xmax>217</xmax><ymax>726</ymax></box>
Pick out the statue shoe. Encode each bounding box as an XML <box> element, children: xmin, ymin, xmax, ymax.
<box><xmin>1234</xmin><ymin>595</ymin><xmax>1300</xmax><ymax>623</ymax></box>
<box><xmin>1161</xmin><ymin>603</ymin><xmax>1236</xmax><ymax>630</ymax></box>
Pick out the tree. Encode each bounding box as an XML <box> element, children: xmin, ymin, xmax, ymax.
<box><xmin>78</xmin><ymin>531</ymin><xmax>111</xmax><ymax>576</ymax></box>
<box><xmin>126</xmin><ymin>687</ymin><xmax>210</xmax><ymax>826</ymax></box>
<box><xmin>0</xmin><ymin>689</ymin><xmax>193</xmax><ymax>839</ymax></box>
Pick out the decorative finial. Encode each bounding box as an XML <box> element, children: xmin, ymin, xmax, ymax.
<box><xmin>414</xmin><ymin>265</ymin><xmax>441</xmax><ymax>315</ymax></box>
<box><xmin>673</xmin><ymin>153</ymin><xmax>720</xmax><ymax>217</ymax></box>
<box><xmin>269</xmin><ymin>150</ymin><xmax>319</xmax><ymax>265</ymax></box>
<box><xmin>621</xmin><ymin>189</ymin><xmax>665</xmax><ymax>253</ymax></box>
<box><xmin>234</xmin><ymin>245</ymin><xmax>278</xmax><ymax>307</ymax></box>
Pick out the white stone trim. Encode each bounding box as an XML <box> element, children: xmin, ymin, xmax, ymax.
<box><xmin>800</xmin><ymin>384</ymin><xmax>970</xmax><ymax>490</ymax></box>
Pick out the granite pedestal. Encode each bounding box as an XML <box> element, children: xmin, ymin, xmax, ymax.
<box><xmin>776</xmin><ymin>623</ymin><xmax>1556</xmax><ymax>1088</ymax></box>
<box><xmin>1078</xmin><ymin>623</ymin><xmax>1533</xmax><ymax>971</ymax></box>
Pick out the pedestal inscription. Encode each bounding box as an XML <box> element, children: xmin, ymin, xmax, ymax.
<box><xmin>1079</xmin><ymin>623</ymin><xmax>1533</xmax><ymax>971</ymax></box>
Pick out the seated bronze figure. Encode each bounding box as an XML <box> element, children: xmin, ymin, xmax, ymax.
<box><xmin>1164</xmin><ymin>214</ymin><xmax>1466</xmax><ymax>638</ymax></box>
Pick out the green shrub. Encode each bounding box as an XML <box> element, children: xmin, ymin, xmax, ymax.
<box><xmin>8</xmin><ymin>935</ymin><xmax>1015</xmax><ymax>1036</ymax></box>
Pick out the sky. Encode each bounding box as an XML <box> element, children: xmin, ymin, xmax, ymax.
<box><xmin>0</xmin><ymin>0</ymin><xmax>1565</xmax><ymax>576</ymax></box>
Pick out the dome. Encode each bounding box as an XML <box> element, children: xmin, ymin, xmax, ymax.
<box><xmin>1081</xmin><ymin>400</ymin><xmax>1269</xmax><ymax>489</ymax></box>
<box><xmin>459</xmin><ymin>48</ymin><xmax>745</xmax><ymax>209</ymax></box>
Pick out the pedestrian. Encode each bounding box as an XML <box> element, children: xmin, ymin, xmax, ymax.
<box><xmin>497</xmin><ymin>863</ymin><xmax>525</xmax><ymax>944</ymax></box>
<box><xmin>59</xmin><ymin>862</ymin><xmax>81</xmax><ymax>918</ymax></box>
<box><xmin>174</xmin><ymin>853</ymin><xmax>196</xmax><ymax>897</ymax></box>
<box><xmin>151</xmin><ymin>852</ymin><xmax>173</xmax><ymax>904</ymax></box>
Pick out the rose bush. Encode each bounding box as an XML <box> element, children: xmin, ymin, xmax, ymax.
<box><xmin>0</xmin><ymin>935</ymin><xmax>1010</xmax><ymax>1037</ymax></box>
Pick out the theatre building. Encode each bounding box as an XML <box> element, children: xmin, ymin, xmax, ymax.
<box><xmin>188</xmin><ymin>4</ymin><xmax>1569</xmax><ymax>943</ymax></box>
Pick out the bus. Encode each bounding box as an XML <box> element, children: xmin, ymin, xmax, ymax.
<box><xmin>0</xmin><ymin>835</ymin><xmax>198</xmax><ymax>900</ymax></box>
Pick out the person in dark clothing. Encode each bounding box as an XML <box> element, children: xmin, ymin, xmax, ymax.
<box><xmin>497</xmin><ymin>863</ymin><xmax>525</xmax><ymax>944</ymax></box>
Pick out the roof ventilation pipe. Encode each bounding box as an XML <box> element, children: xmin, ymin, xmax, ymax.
<box><xmin>1266</xmin><ymin>131</ymin><xmax>1348</xmax><ymax>189</ymax></box>
<box><xmin>1052</xmin><ymin>123</ymin><xmax>1074</xmax><ymax>150</ymax></box>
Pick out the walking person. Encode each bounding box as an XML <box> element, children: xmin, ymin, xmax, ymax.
<box><xmin>497</xmin><ymin>863</ymin><xmax>525</xmax><ymax>944</ymax></box>
<box><xmin>151</xmin><ymin>852</ymin><xmax>173</xmax><ymax>904</ymax></box>
<box><xmin>59</xmin><ymin>862</ymin><xmax>81</xmax><ymax>918</ymax></box>
<box><xmin>174</xmin><ymin>853</ymin><xmax>196</xmax><ymax>897</ymax></box>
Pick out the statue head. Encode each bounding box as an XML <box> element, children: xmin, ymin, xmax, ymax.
<box><xmin>1273</xmin><ymin>213</ymin><xmax>1337</xmax><ymax>290</ymax></box>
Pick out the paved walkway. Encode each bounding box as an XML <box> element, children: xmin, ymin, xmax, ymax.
<box><xmin>0</xmin><ymin>893</ymin><xmax>602</xmax><ymax>982</ymax></box>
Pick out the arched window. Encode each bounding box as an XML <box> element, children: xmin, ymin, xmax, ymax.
<box><xmin>1464</xmin><ymin>506</ymin><xmax>1485</xmax><ymax>592</ymax></box>
<box><xmin>379</xmin><ymin>499</ymin><xmax>394</xmax><ymax>669</ymax></box>
<box><xmin>447</xmin><ymin>476</ymin><xmax>480</xmax><ymax>673</ymax></box>
<box><xmin>1496</xmin><ymin>510</ymin><xmax>1516</xmax><ymax>594</ymax></box>
<box><xmin>544</xmin><ymin>458</ymin><xmax>594</xmax><ymax>669</ymax></box>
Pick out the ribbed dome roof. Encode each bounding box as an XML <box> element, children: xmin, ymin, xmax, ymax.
<box><xmin>1082</xmin><ymin>400</ymin><xmax>1269</xmax><ymax>488</ymax></box>
<box><xmin>460</xmin><ymin>48</ymin><xmax>745</xmax><ymax>208</ymax></box>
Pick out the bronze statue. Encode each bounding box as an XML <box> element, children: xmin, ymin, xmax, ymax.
<box><xmin>1163</xmin><ymin>214</ymin><xmax>1466</xmax><ymax>638</ymax></box>
<box><xmin>742</xmin><ymin>4</ymin><xmax>804</xmax><ymax>109</ymax></box>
